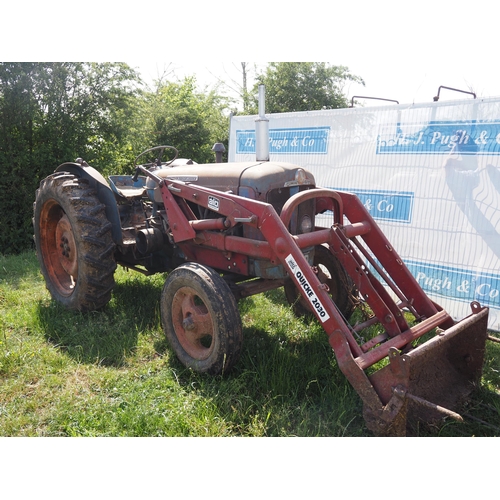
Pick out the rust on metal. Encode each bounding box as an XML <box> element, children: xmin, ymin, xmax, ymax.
<box><xmin>155</xmin><ymin>179</ymin><xmax>490</xmax><ymax>435</ymax></box>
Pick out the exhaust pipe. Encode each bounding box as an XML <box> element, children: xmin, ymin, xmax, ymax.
<box><xmin>211</xmin><ymin>142</ymin><xmax>225</xmax><ymax>163</ymax></box>
<box><xmin>255</xmin><ymin>84</ymin><xmax>269</xmax><ymax>161</ymax></box>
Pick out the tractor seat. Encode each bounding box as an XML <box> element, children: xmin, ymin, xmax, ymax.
<box><xmin>108</xmin><ymin>175</ymin><xmax>147</xmax><ymax>198</ymax></box>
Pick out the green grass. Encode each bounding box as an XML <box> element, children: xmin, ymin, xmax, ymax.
<box><xmin>1</xmin><ymin>251</ymin><xmax>499</xmax><ymax>437</ymax></box>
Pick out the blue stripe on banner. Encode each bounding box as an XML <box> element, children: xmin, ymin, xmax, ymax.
<box><xmin>236</xmin><ymin>127</ymin><xmax>330</xmax><ymax>154</ymax></box>
<box><xmin>377</xmin><ymin>120</ymin><xmax>500</xmax><ymax>155</ymax></box>
<box><xmin>403</xmin><ymin>260</ymin><xmax>500</xmax><ymax>308</ymax></box>
<box><xmin>331</xmin><ymin>188</ymin><xmax>414</xmax><ymax>223</ymax></box>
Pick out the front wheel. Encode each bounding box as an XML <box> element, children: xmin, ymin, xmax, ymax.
<box><xmin>161</xmin><ymin>263</ymin><xmax>243</xmax><ymax>375</ymax></box>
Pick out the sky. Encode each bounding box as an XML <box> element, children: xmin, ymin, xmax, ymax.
<box><xmin>5</xmin><ymin>1</ymin><xmax>500</xmax><ymax>109</ymax></box>
<box><xmin>125</xmin><ymin>0</ymin><xmax>500</xmax><ymax>108</ymax></box>
<box><xmin>129</xmin><ymin>59</ymin><xmax>498</xmax><ymax>109</ymax></box>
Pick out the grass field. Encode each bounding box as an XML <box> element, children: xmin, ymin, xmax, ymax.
<box><xmin>1</xmin><ymin>251</ymin><xmax>499</xmax><ymax>437</ymax></box>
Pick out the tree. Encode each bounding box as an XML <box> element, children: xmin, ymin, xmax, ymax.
<box><xmin>0</xmin><ymin>62</ymin><xmax>140</xmax><ymax>254</ymax></box>
<box><xmin>250</xmin><ymin>62</ymin><xmax>364</xmax><ymax>113</ymax></box>
<box><xmin>139</xmin><ymin>77</ymin><xmax>232</xmax><ymax>164</ymax></box>
<box><xmin>199</xmin><ymin>63</ymin><xmax>256</xmax><ymax>114</ymax></box>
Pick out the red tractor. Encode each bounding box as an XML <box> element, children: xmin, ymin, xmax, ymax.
<box><xmin>33</xmin><ymin>94</ymin><xmax>490</xmax><ymax>436</ymax></box>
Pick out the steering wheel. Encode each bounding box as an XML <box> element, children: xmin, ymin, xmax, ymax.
<box><xmin>134</xmin><ymin>145</ymin><xmax>179</xmax><ymax>169</ymax></box>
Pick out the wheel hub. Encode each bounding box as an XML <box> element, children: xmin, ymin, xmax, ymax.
<box><xmin>55</xmin><ymin>215</ymin><xmax>78</xmax><ymax>279</ymax></box>
<box><xmin>172</xmin><ymin>287</ymin><xmax>214</xmax><ymax>360</ymax></box>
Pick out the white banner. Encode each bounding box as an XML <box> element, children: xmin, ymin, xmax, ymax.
<box><xmin>229</xmin><ymin>98</ymin><xmax>500</xmax><ymax>331</ymax></box>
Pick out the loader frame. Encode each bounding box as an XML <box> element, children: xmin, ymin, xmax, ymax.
<box><xmin>141</xmin><ymin>165</ymin><xmax>490</xmax><ymax>436</ymax></box>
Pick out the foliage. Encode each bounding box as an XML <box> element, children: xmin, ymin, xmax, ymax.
<box><xmin>250</xmin><ymin>62</ymin><xmax>365</xmax><ymax>113</ymax></box>
<box><xmin>0</xmin><ymin>62</ymin><xmax>141</xmax><ymax>254</ymax></box>
<box><xmin>136</xmin><ymin>77</ymin><xmax>232</xmax><ymax>166</ymax></box>
<box><xmin>1</xmin><ymin>251</ymin><xmax>499</xmax><ymax>437</ymax></box>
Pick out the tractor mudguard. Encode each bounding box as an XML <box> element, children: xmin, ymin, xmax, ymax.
<box><xmin>55</xmin><ymin>162</ymin><xmax>123</xmax><ymax>245</ymax></box>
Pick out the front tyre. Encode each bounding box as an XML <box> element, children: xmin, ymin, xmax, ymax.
<box><xmin>161</xmin><ymin>263</ymin><xmax>243</xmax><ymax>375</ymax></box>
<box><xmin>33</xmin><ymin>172</ymin><xmax>116</xmax><ymax>311</ymax></box>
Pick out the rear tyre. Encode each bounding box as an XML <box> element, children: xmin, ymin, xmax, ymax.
<box><xmin>284</xmin><ymin>244</ymin><xmax>357</xmax><ymax>320</ymax></box>
<box><xmin>161</xmin><ymin>263</ymin><xmax>243</xmax><ymax>374</ymax></box>
<box><xmin>33</xmin><ymin>172</ymin><xmax>116</xmax><ymax>311</ymax></box>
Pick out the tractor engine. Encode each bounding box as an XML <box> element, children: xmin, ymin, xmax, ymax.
<box><xmin>111</xmin><ymin>158</ymin><xmax>317</xmax><ymax>279</ymax></box>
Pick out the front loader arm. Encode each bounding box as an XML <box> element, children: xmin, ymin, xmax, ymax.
<box><xmin>147</xmin><ymin>172</ymin><xmax>489</xmax><ymax>436</ymax></box>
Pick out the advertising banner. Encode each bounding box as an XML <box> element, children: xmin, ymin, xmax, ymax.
<box><xmin>229</xmin><ymin>98</ymin><xmax>500</xmax><ymax>331</ymax></box>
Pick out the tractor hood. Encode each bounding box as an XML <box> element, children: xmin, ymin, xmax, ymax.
<box><xmin>146</xmin><ymin>161</ymin><xmax>315</xmax><ymax>203</ymax></box>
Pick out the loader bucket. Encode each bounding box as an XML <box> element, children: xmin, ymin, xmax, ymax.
<box><xmin>362</xmin><ymin>303</ymin><xmax>489</xmax><ymax>436</ymax></box>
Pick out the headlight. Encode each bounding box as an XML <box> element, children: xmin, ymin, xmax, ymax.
<box><xmin>300</xmin><ymin>214</ymin><xmax>313</xmax><ymax>233</ymax></box>
<box><xmin>284</xmin><ymin>168</ymin><xmax>312</xmax><ymax>187</ymax></box>
<box><xmin>295</xmin><ymin>168</ymin><xmax>307</xmax><ymax>184</ymax></box>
